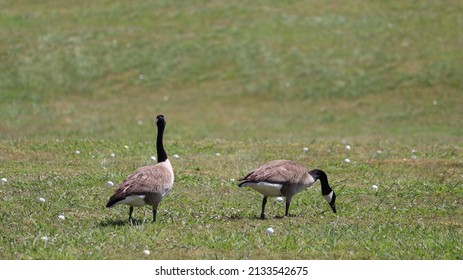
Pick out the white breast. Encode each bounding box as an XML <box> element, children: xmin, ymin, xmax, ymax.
<box><xmin>160</xmin><ymin>159</ymin><xmax>175</xmax><ymax>187</ymax></box>
<box><xmin>242</xmin><ymin>182</ymin><xmax>284</xmax><ymax>197</ymax></box>
<box><xmin>291</xmin><ymin>183</ymin><xmax>313</xmax><ymax>196</ymax></box>
<box><xmin>116</xmin><ymin>195</ymin><xmax>146</xmax><ymax>207</ymax></box>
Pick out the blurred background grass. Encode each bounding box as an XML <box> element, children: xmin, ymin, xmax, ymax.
<box><xmin>1</xmin><ymin>0</ymin><xmax>462</xmax><ymax>143</ymax></box>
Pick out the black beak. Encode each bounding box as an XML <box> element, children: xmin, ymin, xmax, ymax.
<box><xmin>330</xmin><ymin>204</ymin><xmax>337</xmax><ymax>213</ymax></box>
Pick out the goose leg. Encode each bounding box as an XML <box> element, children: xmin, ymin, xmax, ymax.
<box><xmin>129</xmin><ymin>206</ymin><xmax>134</xmax><ymax>223</ymax></box>
<box><xmin>260</xmin><ymin>196</ymin><xmax>268</xmax><ymax>219</ymax></box>
<box><xmin>152</xmin><ymin>207</ymin><xmax>157</xmax><ymax>222</ymax></box>
<box><xmin>285</xmin><ymin>201</ymin><xmax>291</xmax><ymax>217</ymax></box>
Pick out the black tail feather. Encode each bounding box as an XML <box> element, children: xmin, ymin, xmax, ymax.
<box><xmin>238</xmin><ymin>181</ymin><xmax>247</xmax><ymax>187</ymax></box>
<box><xmin>106</xmin><ymin>197</ymin><xmax>125</xmax><ymax>208</ymax></box>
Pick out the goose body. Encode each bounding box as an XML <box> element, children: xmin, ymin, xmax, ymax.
<box><xmin>239</xmin><ymin>160</ymin><xmax>336</xmax><ymax>219</ymax></box>
<box><xmin>106</xmin><ymin>115</ymin><xmax>174</xmax><ymax>222</ymax></box>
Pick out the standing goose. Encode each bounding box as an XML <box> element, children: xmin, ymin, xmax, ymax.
<box><xmin>106</xmin><ymin>115</ymin><xmax>174</xmax><ymax>223</ymax></box>
<box><xmin>239</xmin><ymin>160</ymin><xmax>336</xmax><ymax>219</ymax></box>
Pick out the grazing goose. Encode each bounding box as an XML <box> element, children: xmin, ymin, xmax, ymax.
<box><xmin>106</xmin><ymin>115</ymin><xmax>174</xmax><ymax>223</ymax></box>
<box><xmin>239</xmin><ymin>160</ymin><xmax>336</xmax><ymax>219</ymax></box>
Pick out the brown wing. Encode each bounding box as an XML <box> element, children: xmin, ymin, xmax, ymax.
<box><xmin>109</xmin><ymin>164</ymin><xmax>172</xmax><ymax>201</ymax></box>
<box><xmin>240</xmin><ymin>160</ymin><xmax>309</xmax><ymax>184</ymax></box>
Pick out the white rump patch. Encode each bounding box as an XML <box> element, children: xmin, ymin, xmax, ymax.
<box><xmin>242</xmin><ymin>182</ymin><xmax>283</xmax><ymax>197</ymax></box>
<box><xmin>323</xmin><ymin>191</ymin><xmax>334</xmax><ymax>203</ymax></box>
<box><xmin>116</xmin><ymin>195</ymin><xmax>146</xmax><ymax>207</ymax></box>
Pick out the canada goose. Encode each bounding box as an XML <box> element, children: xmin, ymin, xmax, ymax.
<box><xmin>106</xmin><ymin>115</ymin><xmax>174</xmax><ymax>222</ymax></box>
<box><xmin>239</xmin><ymin>160</ymin><xmax>336</xmax><ymax>219</ymax></box>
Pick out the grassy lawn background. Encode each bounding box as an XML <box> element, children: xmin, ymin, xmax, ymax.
<box><xmin>0</xmin><ymin>0</ymin><xmax>462</xmax><ymax>259</ymax></box>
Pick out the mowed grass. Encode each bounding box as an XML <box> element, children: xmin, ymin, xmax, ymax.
<box><xmin>1</xmin><ymin>139</ymin><xmax>462</xmax><ymax>259</ymax></box>
<box><xmin>1</xmin><ymin>0</ymin><xmax>462</xmax><ymax>259</ymax></box>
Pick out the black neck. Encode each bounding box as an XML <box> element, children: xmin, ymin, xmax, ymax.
<box><xmin>309</xmin><ymin>169</ymin><xmax>332</xmax><ymax>195</ymax></box>
<box><xmin>309</xmin><ymin>169</ymin><xmax>337</xmax><ymax>213</ymax></box>
<box><xmin>156</xmin><ymin>123</ymin><xmax>168</xmax><ymax>163</ymax></box>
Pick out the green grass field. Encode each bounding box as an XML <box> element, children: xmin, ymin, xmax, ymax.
<box><xmin>1</xmin><ymin>0</ymin><xmax>462</xmax><ymax>259</ymax></box>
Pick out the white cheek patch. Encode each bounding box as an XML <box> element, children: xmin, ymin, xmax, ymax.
<box><xmin>323</xmin><ymin>191</ymin><xmax>334</xmax><ymax>203</ymax></box>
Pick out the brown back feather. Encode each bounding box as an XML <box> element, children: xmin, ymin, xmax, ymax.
<box><xmin>109</xmin><ymin>164</ymin><xmax>173</xmax><ymax>201</ymax></box>
<box><xmin>241</xmin><ymin>160</ymin><xmax>310</xmax><ymax>185</ymax></box>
